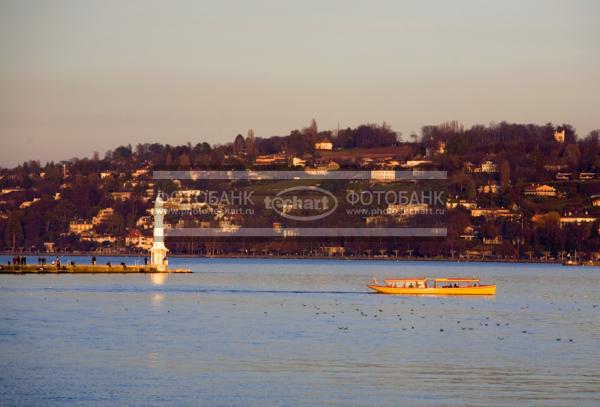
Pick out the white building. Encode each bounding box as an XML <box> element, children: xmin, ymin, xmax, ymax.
<box><xmin>480</xmin><ymin>160</ymin><xmax>498</xmax><ymax>173</ymax></box>
<box><xmin>69</xmin><ymin>220</ymin><xmax>94</xmax><ymax>235</ymax></box>
<box><xmin>524</xmin><ymin>184</ymin><xmax>557</xmax><ymax>197</ymax></box>
<box><xmin>477</xmin><ymin>182</ymin><xmax>500</xmax><ymax>194</ymax></box>
<box><xmin>125</xmin><ymin>229</ymin><xmax>153</xmax><ymax>250</ymax></box>
<box><xmin>19</xmin><ymin>198</ymin><xmax>40</xmax><ymax>209</ymax></box>
<box><xmin>371</xmin><ymin>170</ymin><xmax>395</xmax><ymax>181</ymax></box>
<box><xmin>402</xmin><ymin>160</ymin><xmax>433</xmax><ymax>168</ymax></box>
<box><xmin>579</xmin><ymin>172</ymin><xmax>596</xmax><ymax>180</ymax></box>
<box><xmin>93</xmin><ymin>208</ymin><xmax>114</xmax><ymax>225</ymax></box>
<box><xmin>314</xmin><ymin>140</ymin><xmax>333</xmax><ymax>150</ymax></box>
<box><xmin>560</xmin><ymin>215</ymin><xmax>597</xmax><ymax>226</ymax></box>
<box><xmin>446</xmin><ymin>199</ymin><xmax>477</xmax><ymax>209</ymax></box>
<box><xmin>292</xmin><ymin>157</ymin><xmax>306</xmax><ymax>167</ymax></box>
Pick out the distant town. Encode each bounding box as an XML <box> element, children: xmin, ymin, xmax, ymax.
<box><xmin>1</xmin><ymin>120</ymin><xmax>599</xmax><ymax>263</ymax></box>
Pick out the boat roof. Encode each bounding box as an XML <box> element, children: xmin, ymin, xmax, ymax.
<box><xmin>384</xmin><ymin>278</ymin><xmax>427</xmax><ymax>283</ymax></box>
<box><xmin>381</xmin><ymin>277</ymin><xmax>481</xmax><ymax>283</ymax></box>
<box><xmin>435</xmin><ymin>278</ymin><xmax>480</xmax><ymax>282</ymax></box>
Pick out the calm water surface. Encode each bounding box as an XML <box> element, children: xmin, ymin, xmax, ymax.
<box><xmin>1</xmin><ymin>256</ymin><xmax>599</xmax><ymax>406</ymax></box>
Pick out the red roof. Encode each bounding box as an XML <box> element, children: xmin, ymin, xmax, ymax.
<box><xmin>128</xmin><ymin>229</ymin><xmax>142</xmax><ymax>238</ymax></box>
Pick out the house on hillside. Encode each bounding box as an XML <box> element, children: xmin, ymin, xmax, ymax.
<box><xmin>559</xmin><ymin>212</ymin><xmax>598</xmax><ymax>227</ymax></box>
<box><xmin>19</xmin><ymin>198</ymin><xmax>40</xmax><ymax>209</ymax></box>
<box><xmin>292</xmin><ymin>157</ymin><xmax>306</xmax><ymax>167</ymax></box>
<box><xmin>111</xmin><ymin>191</ymin><xmax>132</xmax><ymax>201</ymax></box>
<box><xmin>80</xmin><ymin>232</ymin><xmax>117</xmax><ymax>244</ymax></box>
<box><xmin>93</xmin><ymin>208</ymin><xmax>115</xmax><ymax>225</ymax></box>
<box><xmin>371</xmin><ymin>170</ymin><xmax>395</xmax><ymax>182</ymax></box>
<box><xmin>255</xmin><ymin>154</ymin><xmax>287</xmax><ymax>166</ymax></box>
<box><xmin>0</xmin><ymin>187</ymin><xmax>24</xmax><ymax>195</ymax></box>
<box><xmin>483</xmin><ymin>236</ymin><xmax>503</xmax><ymax>245</ymax></box>
<box><xmin>446</xmin><ymin>199</ymin><xmax>477</xmax><ymax>210</ymax></box>
<box><xmin>523</xmin><ymin>184</ymin><xmax>557</xmax><ymax>197</ymax></box>
<box><xmin>470</xmin><ymin>208</ymin><xmax>515</xmax><ymax>219</ymax></box>
<box><xmin>402</xmin><ymin>160</ymin><xmax>433</xmax><ymax>168</ymax></box>
<box><xmin>460</xmin><ymin>226</ymin><xmax>477</xmax><ymax>241</ymax></box>
<box><xmin>305</xmin><ymin>160</ymin><xmax>339</xmax><ymax>175</ymax></box>
<box><xmin>136</xmin><ymin>215</ymin><xmax>153</xmax><ymax>230</ymax></box>
<box><xmin>365</xmin><ymin>215</ymin><xmax>388</xmax><ymax>226</ymax></box>
<box><xmin>480</xmin><ymin>160</ymin><xmax>498</xmax><ymax>173</ymax></box>
<box><xmin>579</xmin><ymin>172</ymin><xmax>596</xmax><ymax>180</ymax></box>
<box><xmin>314</xmin><ymin>140</ymin><xmax>333</xmax><ymax>150</ymax></box>
<box><xmin>320</xmin><ymin>246</ymin><xmax>345</xmax><ymax>256</ymax></box>
<box><xmin>125</xmin><ymin>229</ymin><xmax>153</xmax><ymax>250</ymax></box>
<box><xmin>436</xmin><ymin>141</ymin><xmax>446</xmax><ymax>154</ymax></box>
<box><xmin>544</xmin><ymin>163</ymin><xmax>568</xmax><ymax>172</ymax></box>
<box><xmin>477</xmin><ymin>182</ymin><xmax>500</xmax><ymax>194</ymax></box>
<box><xmin>556</xmin><ymin>172</ymin><xmax>573</xmax><ymax>180</ymax></box>
<box><xmin>69</xmin><ymin>219</ymin><xmax>94</xmax><ymax>235</ymax></box>
<box><xmin>132</xmin><ymin>168</ymin><xmax>149</xmax><ymax>178</ymax></box>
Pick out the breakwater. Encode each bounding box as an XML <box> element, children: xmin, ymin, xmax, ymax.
<box><xmin>0</xmin><ymin>264</ymin><xmax>191</xmax><ymax>274</ymax></box>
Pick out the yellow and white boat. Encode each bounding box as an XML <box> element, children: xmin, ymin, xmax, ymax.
<box><xmin>368</xmin><ymin>277</ymin><xmax>496</xmax><ymax>295</ymax></box>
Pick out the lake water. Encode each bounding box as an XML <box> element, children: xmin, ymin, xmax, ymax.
<box><xmin>1</xmin><ymin>256</ymin><xmax>599</xmax><ymax>406</ymax></box>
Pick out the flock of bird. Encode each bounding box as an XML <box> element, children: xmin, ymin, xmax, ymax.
<box><xmin>241</xmin><ymin>295</ymin><xmax>591</xmax><ymax>344</ymax></box>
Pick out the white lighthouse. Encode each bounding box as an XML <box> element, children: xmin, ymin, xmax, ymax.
<box><xmin>150</xmin><ymin>193</ymin><xmax>169</xmax><ymax>271</ymax></box>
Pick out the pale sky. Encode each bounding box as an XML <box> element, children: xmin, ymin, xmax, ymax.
<box><xmin>1</xmin><ymin>0</ymin><xmax>599</xmax><ymax>167</ymax></box>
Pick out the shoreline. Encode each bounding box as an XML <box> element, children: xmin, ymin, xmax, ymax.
<box><xmin>2</xmin><ymin>252</ymin><xmax>599</xmax><ymax>267</ymax></box>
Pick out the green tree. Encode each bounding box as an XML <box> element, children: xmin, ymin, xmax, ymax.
<box><xmin>307</xmin><ymin>119</ymin><xmax>318</xmax><ymax>143</ymax></box>
<box><xmin>500</xmin><ymin>159</ymin><xmax>510</xmax><ymax>190</ymax></box>
<box><xmin>563</xmin><ymin>143</ymin><xmax>581</xmax><ymax>170</ymax></box>
<box><xmin>4</xmin><ymin>211</ymin><xmax>24</xmax><ymax>251</ymax></box>
<box><xmin>178</xmin><ymin>153</ymin><xmax>191</xmax><ymax>167</ymax></box>
<box><xmin>246</xmin><ymin>129</ymin><xmax>256</xmax><ymax>159</ymax></box>
<box><xmin>48</xmin><ymin>201</ymin><xmax>77</xmax><ymax>237</ymax></box>
<box><xmin>288</xmin><ymin>129</ymin><xmax>314</xmax><ymax>155</ymax></box>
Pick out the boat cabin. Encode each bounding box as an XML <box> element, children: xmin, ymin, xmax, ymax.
<box><xmin>383</xmin><ymin>278</ymin><xmax>480</xmax><ymax>289</ymax></box>
<box><xmin>384</xmin><ymin>278</ymin><xmax>428</xmax><ymax>288</ymax></box>
<box><xmin>434</xmin><ymin>278</ymin><xmax>480</xmax><ymax>288</ymax></box>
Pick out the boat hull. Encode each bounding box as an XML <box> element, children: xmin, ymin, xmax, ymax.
<box><xmin>368</xmin><ymin>285</ymin><xmax>496</xmax><ymax>295</ymax></box>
